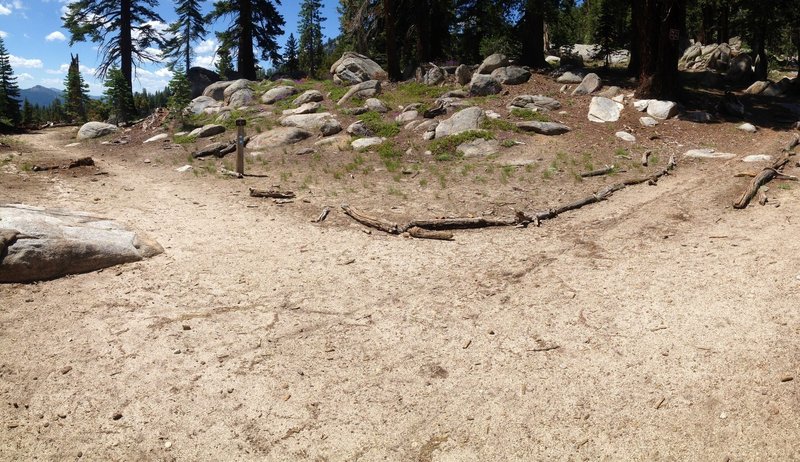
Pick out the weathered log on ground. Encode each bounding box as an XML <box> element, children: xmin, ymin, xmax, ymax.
<box><xmin>733</xmin><ymin>154</ymin><xmax>792</xmax><ymax>209</ymax></box>
<box><xmin>407</xmin><ymin>227</ymin><xmax>454</xmax><ymax>241</ymax></box>
<box><xmin>404</xmin><ymin>216</ymin><xmax>517</xmax><ymax>231</ymax></box>
<box><xmin>312</xmin><ymin>207</ymin><xmax>331</xmax><ymax>223</ymax></box>
<box><xmin>520</xmin><ymin>155</ymin><xmax>676</xmax><ymax>226</ymax></box>
<box><xmin>249</xmin><ymin>188</ymin><xmax>295</xmax><ymax>199</ymax></box>
<box><xmin>580</xmin><ymin>165</ymin><xmax>616</xmax><ymax>178</ymax></box>
<box><xmin>341</xmin><ymin>204</ymin><xmax>401</xmax><ymax>234</ymax></box>
<box><xmin>33</xmin><ymin>156</ymin><xmax>94</xmax><ymax>172</ymax></box>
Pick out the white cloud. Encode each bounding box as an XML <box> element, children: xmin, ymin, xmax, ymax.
<box><xmin>12</xmin><ymin>0</ymin><xmax>22</xmax><ymax>8</ymax></box>
<box><xmin>195</xmin><ymin>39</ymin><xmax>217</xmax><ymax>54</ymax></box>
<box><xmin>195</xmin><ymin>55</ymin><xmax>218</xmax><ymax>69</ymax></box>
<box><xmin>17</xmin><ymin>72</ymin><xmax>33</xmax><ymax>81</ymax></box>
<box><xmin>0</xmin><ymin>4</ymin><xmax>12</xmax><ymax>15</ymax></box>
<box><xmin>45</xmin><ymin>31</ymin><xmax>66</xmax><ymax>41</ymax></box>
<box><xmin>155</xmin><ymin>68</ymin><xmax>172</xmax><ymax>78</ymax></box>
<box><xmin>9</xmin><ymin>55</ymin><xmax>43</xmax><ymax>68</ymax></box>
<box><xmin>0</xmin><ymin>30</ymin><xmax>7</xmax><ymax>38</ymax></box>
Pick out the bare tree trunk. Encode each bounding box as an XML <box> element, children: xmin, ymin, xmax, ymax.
<box><xmin>120</xmin><ymin>0</ymin><xmax>133</xmax><ymax>95</ymax></box>
<box><xmin>383</xmin><ymin>0</ymin><xmax>401</xmax><ymax>80</ymax></box>
<box><xmin>237</xmin><ymin>0</ymin><xmax>257</xmax><ymax>80</ymax></box>
<box><xmin>520</xmin><ymin>0</ymin><xmax>546</xmax><ymax>68</ymax></box>
<box><xmin>627</xmin><ymin>0</ymin><xmax>642</xmax><ymax>76</ymax></box>
<box><xmin>718</xmin><ymin>4</ymin><xmax>729</xmax><ymax>44</ymax></box>
<box><xmin>635</xmin><ymin>0</ymin><xmax>686</xmax><ymax>100</ymax></box>
<box><xmin>754</xmin><ymin>14</ymin><xmax>769</xmax><ymax>80</ymax></box>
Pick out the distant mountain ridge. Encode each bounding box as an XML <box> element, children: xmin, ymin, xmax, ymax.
<box><xmin>19</xmin><ymin>86</ymin><xmax>62</xmax><ymax>107</ymax></box>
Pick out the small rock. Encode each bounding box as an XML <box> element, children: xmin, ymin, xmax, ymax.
<box><xmin>639</xmin><ymin>116</ymin><xmax>658</xmax><ymax>127</ymax></box>
<box><xmin>516</xmin><ymin>121</ymin><xmax>571</xmax><ymax>135</ymax></box>
<box><xmin>572</xmin><ymin>73</ymin><xmax>602</xmax><ymax>96</ymax></box>
<box><xmin>647</xmin><ymin>100</ymin><xmax>679</xmax><ymax>120</ymax></box>
<box><xmin>112</xmin><ymin>413</ymin><xmax>122</xmax><ymax>420</ymax></box>
<box><xmin>742</xmin><ymin>154</ymin><xmax>772</xmax><ymax>162</ymax></box>
<box><xmin>738</xmin><ymin>123</ymin><xmax>757</xmax><ymax>133</ymax></box>
<box><xmin>176</xmin><ymin>165</ymin><xmax>192</xmax><ymax>173</ymax></box>
<box><xmin>682</xmin><ymin>111</ymin><xmax>714</xmax><ymax>123</ymax></box>
<box><xmin>615</xmin><ymin>131</ymin><xmax>636</xmax><ymax>142</ymax></box>
<box><xmin>395</xmin><ymin>110</ymin><xmax>418</xmax><ymax>123</ymax></box>
<box><xmin>588</xmin><ymin>97</ymin><xmax>623</xmax><ymax>123</ymax></box>
<box><xmin>143</xmin><ymin>133</ymin><xmax>168</xmax><ymax>144</ymax></box>
<box><xmin>633</xmin><ymin>99</ymin><xmax>652</xmax><ymax>112</ymax></box>
<box><xmin>182</xmin><ymin>325</ymin><xmax>191</xmax><ymax>331</ymax></box>
<box><xmin>781</xmin><ymin>376</ymin><xmax>794</xmax><ymax>382</ymax></box>
<box><xmin>352</xmin><ymin>137</ymin><xmax>386</xmax><ymax>150</ymax></box>
<box><xmin>164</xmin><ymin>441</ymin><xmax>172</xmax><ymax>449</ymax></box>
<box><xmin>476</xmin><ymin>53</ymin><xmax>509</xmax><ymax>74</ymax></box>
<box><xmin>60</xmin><ymin>366</ymin><xmax>72</xmax><ymax>375</ymax></box>
<box><xmin>556</xmin><ymin>72</ymin><xmax>583</xmax><ymax>84</ymax></box>
<box><xmin>684</xmin><ymin>148</ymin><xmax>736</xmax><ymax>159</ymax></box>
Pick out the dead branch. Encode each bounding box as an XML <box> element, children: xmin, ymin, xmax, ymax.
<box><xmin>404</xmin><ymin>216</ymin><xmax>517</xmax><ymax>231</ymax></box>
<box><xmin>68</xmin><ymin>157</ymin><xmax>95</xmax><ymax>169</ymax></box>
<box><xmin>407</xmin><ymin>226</ymin><xmax>454</xmax><ymax>241</ymax></box>
<box><xmin>312</xmin><ymin>207</ymin><xmax>331</xmax><ymax>223</ymax></box>
<box><xmin>580</xmin><ymin>165</ymin><xmax>615</xmax><ymax>178</ymax></box>
<box><xmin>784</xmin><ymin>135</ymin><xmax>799</xmax><ymax>152</ymax></box>
<box><xmin>341</xmin><ymin>204</ymin><xmax>401</xmax><ymax>234</ymax></box>
<box><xmin>757</xmin><ymin>186</ymin><xmax>768</xmax><ymax>205</ymax></box>
<box><xmin>641</xmin><ymin>150</ymin><xmax>652</xmax><ymax>167</ymax></box>
<box><xmin>220</xmin><ymin>168</ymin><xmax>243</xmax><ymax>178</ymax></box>
<box><xmin>249</xmin><ymin>188</ymin><xmax>295</xmax><ymax>199</ymax></box>
<box><xmin>735</xmin><ymin>172</ymin><xmax>797</xmax><ymax>181</ymax></box>
<box><xmin>734</xmin><ymin>154</ymin><xmax>792</xmax><ymax>209</ymax></box>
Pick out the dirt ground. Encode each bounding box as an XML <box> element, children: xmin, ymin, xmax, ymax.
<box><xmin>1</xmin><ymin>76</ymin><xmax>800</xmax><ymax>460</ymax></box>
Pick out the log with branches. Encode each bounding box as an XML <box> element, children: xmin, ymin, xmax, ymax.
<box><xmin>733</xmin><ymin>141</ymin><xmax>797</xmax><ymax>209</ymax></box>
<box><xmin>249</xmin><ymin>188</ymin><xmax>296</xmax><ymax>199</ymax></box>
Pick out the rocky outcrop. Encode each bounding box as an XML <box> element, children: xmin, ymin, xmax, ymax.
<box><xmin>337</xmin><ymin>80</ymin><xmax>381</xmax><ymax>105</ymax></box>
<box><xmin>330</xmin><ymin>52</ymin><xmax>387</xmax><ymax>85</ymax></box>
<box><xmin>571</xmin><ymin>73</ymin><xmax>602</xmax><ymax>96</ymax></box>
<box><xmin>0</xmin><ymin>204</ymin><xmax>163</xmax><ymax>283</ymax></box>
<box><xmin>293</xmin><ymin>90</ymin><xmax>324</xmax><ymax>106</ymax></box>
<box><xmin>187</xmin><ymin>96</ymin><xmax>223</xmax><ymax>115</ymax></box>
<box><xmin>77</xmin><ymin>122</ymin><xmax>119</xmax><ymax>140</ymax></box>
<box><xmin>188</xmin><ymin>67</ymin><xmax>220</xmax><ymax>98</ymax></box>
<box><xmin>202</xmin><ymin>81</ymin><xmax>233</xmax><ymax>101</ymax></box>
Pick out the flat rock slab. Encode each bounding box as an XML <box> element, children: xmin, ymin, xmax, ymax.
<box><xmin>742</xmin><ymin>154</ymin><xmax>772</xmax><ymax>162</ymax></box>
<box><xmin>189</xmin><ymin>124</ymin><xmax>226</xmax><ymax>138</ymax></box>
<box><xmin>683</xmin><ymin>149</ymin><xmax>736</xmax><ymax>160</ymax></box>
<box><xmin>615</xmin><ymin>131</ymin><xmax>636</xmax><ymax>142</ymax></box>
<box><xmin>588</xmin><ymin>97</ymin><xmax>623</xmax><ymax>123</ymax></box>
<box><xmin>738</xmin><ymin>123</ymin><xmax>757</xmax><ymax>133</ymax></box>
<box><xmin>458</xmin><ymin>138</ymin><xmax>500</xmax><ymax>158</ymax></box>
<box><xmin>639</xmin><ymin>116</ymin><xmax>658</xmax><ymax>127</ymax></box>
<box><xmin>0</xmin><ymin>204</ymin><xmax>163</xmax><ymax>283</ymax></box>
<box><xmin>516</xmin><ymin>121</ymin><xmax>571</xmax><ymax>135</ymax></box>
<box><xmin>143</xmin><ymin>133</ymin><xmax>169</xmax><ymax>143</ymax></box>
<box><xmin>435</xmin><ymin>107</ymin><xmax>484</xmax><ymax>139</ymax></box>
<box><xmin>352</xmin><ymin>137</ymin><xmax>386</xmax><ymax>150</ymax></box>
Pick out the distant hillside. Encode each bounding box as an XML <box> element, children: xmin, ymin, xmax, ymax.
<box><xmin>19</xmin><ymin>86</ymin><xmax>62</xmax><ymax>107</ymax></box>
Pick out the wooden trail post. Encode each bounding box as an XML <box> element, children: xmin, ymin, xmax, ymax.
<box><xmin>236</xmin><ymin>118</ymin><xmax>246</xmax><ymax>176</ymax></box>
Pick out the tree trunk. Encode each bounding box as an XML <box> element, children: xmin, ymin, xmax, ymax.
<box><xmin>383</xmin><ymin>0</ymin><xmax>401</xmax><ymax>80</ymax></box>
<box><xmin>520</xmin><ymin>0</ymin><xmax>546</xmax><ymax>68</ymax></box>
<box><xmin>699</xmin><ymin>3</ymin><xmax>715</xmax><ymax>44</ymax></box>
<box><xmin>184</xmin><ymin>22</ymin><xmax>191</xmax><ymax>72</ymax></box>
<box><xmin>413</xmin><ymin>0</ymin><xmax>431</xmax><ymax>64</ymax></box>
<box><xmin>120</xmin><ymin>0</ymin><xmax>133</xmax><ymax>99</ymax></box>
<box><xmin>237</xmin><ymin>0</ymin><xmax>256</xmax><ymax>80</ymax></box>
<box><xmin>754</xmin><ymin>14</ymin><xmax>769</xmax><ymax>80</ymax></box>
<box><xmin>635</xmin><ymin>0</ymin><xmax>685</xmax><ymax>100</ymax></box>
<box><xmin>627</xmin><ymin>0</ymin><xmax>642</xmax><ymax>76</ymax></box>
<box><xmin>718</xmin><ymin>4</ymin><xmax>729</xmax><ymax>44</ymax></box>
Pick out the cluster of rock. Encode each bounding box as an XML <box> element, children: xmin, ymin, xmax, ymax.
<box><xmin>678</xmin><ymin>37</ymin><xmax>758</xmax><ymax>84</ymax></box>
<box><xmin>744</xmin><ymin>77</ymin><xmax>799</xmax><ymax>98</ymax></box>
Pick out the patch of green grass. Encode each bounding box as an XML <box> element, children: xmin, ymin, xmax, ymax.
<box><xmin>614</xmin><ymin>148</ymin><xmax>629</xmax><ymax>158</ymax></box>
<box><xmin>461</xmin><ymin>163</ymin><xmax>476</xmax><ymax>176</ymax></box>
<box><xmin>174</xmin><ymin>134</ymin><xmax>197</xmax><ymax>144</ymax></box>
<box><xmin>542</xmin><ymin>166</ymin><xmax>556</xmax><ymax>180</ymax></box>
<box><xmin>343</xmin><ymin>153</ymin><xmax>366</xmax><ymax>173</ymax></box>
<box><xmin>510</xmin><ymin>108</ymin><xmax>550</xmax><ymax>122</ymax></box>
<box><xmin>377</xmin><ymin>142</ymin><xmax>403</xmax><ymax>172</ymax></box>
<box><xmin>501</xmin><ymin>139</ymin><xmax>517</xmax><ymax>148</ymax></box>
<box><xmin>481</xmin><ymin>118</ymin><xmax>518</xmax><ymax>133</ymax></box>
<box><xmin>20</xmin><ymin>161</ymin><xmax>32</xmax><ymax>172</ymax></box>
<box><xmin>383</xmin><ymin>82</ymin><xmax>458</xmax><ymax>108</ymax></box>
<box><xmin>500</xmin><ymin>165</ymin><xmax>514</xmax><ymax>184</ymax></box>
<box><xmin>429</xmin><ymin>130</ymin><xmax>494</xmax><ymax>161</ymax></box>
<box><xmin>778</xmin><ymin>183</ymin><xmax>792</xmax><ymax>190</ymax></box>
<box><xmin>358</xmin><ymin>111</ymin><xmax>401</xmax><ymax>138</ymax></box>
<box><xmin>419</xmin><ymin>178</ymin><xmax>428</xmax><ymax>187</ymax></box>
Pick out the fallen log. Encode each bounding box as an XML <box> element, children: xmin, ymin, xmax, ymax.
<box><xmin>312</xmin><ymin>206</ymin><xmax>331</xmax><ymax>223</ymax></box>
<box><xmin>733</xmin><ymin>154</ymin><xmax>792</xmax><ymax>209</ymax></box>
<box><xmin>249</xmin><ymin>188</ymin><xmax>295</xmax><ymax>199</ymax></box>
<box><xmin>404</xmin><ymin>216</ymin><xmax>517</xmax><ymax>231</ymax></box>
<box><xmin>33</xmin><ymin>157</ymin><xmax>94</xmax><ymax>172</ymax></box>
<box><xmin>641</xmin><ymin>150</ymin><xmax>652</xmax><ymax>167</ymax></box>
<box><xmin>407</xmin><ymin>227</ymin><xmax>454</xmax><ymax>241</ymax></box>
<box><xmin>580</xmin><ymin>165</ymin><xmax>615</xmax><ymax>178</ymax></box>
<box><xmin>735</xmin><ymin>172</ymin><xmax>797</xmax><ymax>181</ymax></box>
<box><xmin>341</xmin><ymin>204</ymin><xmax>400</xmax><ymax>234</ymax></box>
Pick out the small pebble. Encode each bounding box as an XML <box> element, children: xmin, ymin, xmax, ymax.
<box><xmin>60</xmin><ymin>366</ymin><xmax>72</xmax><ymax>375</ymax></box>
<box><xmin>164</xmin><ymin>441</ymin><xmax>172</xmax><ymax>449</ymax></box>
<box><xmin>181</xmin><ymin>325</ymin><xmax>191</xmax><ymax>331</ymax></box>
<box><xmin>77</xmin><ymin>451</ymin><xmax>83</xmax><ymax>458</ymax></box>
<box><xmin>112</xmin><ymin>413</ymin><xmax>123</xmax><ymax>421</ymax></box>
<box><xmin>781</xmin><ymin>376</ymin><xmax>794</xmax><ymax>382</ymax></box>
<box><xmin>719</xmin><ymin>412</ymin><xmax>727</xmax><ymax>419</ymax></box>
<box><xmin>173</xmin><ymin>349</ymin><xmax>181</xmax><ymax>354</ymax></box>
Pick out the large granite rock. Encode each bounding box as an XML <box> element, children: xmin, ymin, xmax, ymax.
<box><xmin>468</xmin><ymin>74</ymin><xmax>502</xmax><ymax>96</ymax></box>
<box><xmin>421</xmin><ymin>64</ymin><xmax>446</xmax><ymax>86</ymax></box>
<box><xmin>228</xmin><ymin>89</ymin><xmax>254</xmax><ymax>108</ymax></box>
<box><xmin>202</xmin><ymin>81</ymin><xmax>234</xmax><ymax>101</ymax></box>
<box><xmin>455</xmin><ymin>64</ymin><xmax>473</xmax><ymax>85</ymax></box>
<box><xmin>187</xmin><ymin>96</ymin><xmax>223</xmax><ymax>115</ymax></box>
<box><xmin>330</xmin><ymin>52</ymin><xmax>387</xmax><ymax>85</ymax></box>
<box><xmin>77</xmin><ymin>122</ymin><xmax>119</xmax><ymax>140</ymax></box>
<box><xmin>434</xmin><ymin>107</ymin><xmax>485</xmax><ymax>138</ymax></box>
<box><xmin>293</xmin><ymin>90</ymin><xmax>324</xmax><ymax>106</ymax></box>
<box><xmin>279</xmin><ymin>112</ymin><xmax>342</xmax><ymax>136</ymax></box>
<box><xmin>726</xmin><ymin>54</ymin><xmax>754</xmax><ymax>83</ymax></box>
<box><xmin>647</xmin><ymin>100</ymin><xmax>679</xmax><ymax>120</ymax></box>
<box><xmin>188</xmin><ymin>67</ymin><xmax>220</xmax><ymax>98</ymax></box>
<box><xmin>262</xmin><ymin>86</ymin><xmax>298</xmax><ymax>104</ymax></box>
<box><xmin>572</xmin><ymin>73</ymin><xmax>602</xmax><ymax>96</ymax></box>
<box><xmin>509</xmin><ymin>95</ymin><xmax>561</xmax><ymax>111</ymax></box>
<box><xmin>490</xmin><ymin>66</ymin><xmax>531</xmax><ymax>85</ymax></box>
<box><xmin>249</xmin><ymin>127</ymin><xmax>313</xmax><ymax>148</ymax></box>
<box><xmin>557</xmin><ymin>72</ymin><xmax>583</xmax><ymax>84</ymax></box>
<box><xmin>0</xmin><ymin>204</ymin><xmax>163</xmax><ymax>283</ymax></box>
<box><xmin>588</xmin><ymin>97</ymin><xmax>623</xmax><ymax>123</ymax></box>
<box><xmin>188</xmin><ymin>124</ymin><xmax>226</xmax><ymax>138</ymax></box>
<box><xmin>477</xmin><ymin>53</ymin><xmax>509</xmax><ymax>74</ymax></box>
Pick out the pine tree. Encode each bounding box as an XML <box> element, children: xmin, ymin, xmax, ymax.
<box><xmin>593</xmin><ymin>0</ymin><xmax>619</xmax><ymax>67</ymax></box>
<box><xmin>104</xmin><ymin>68</ymin><xmax>136</xmax><ymax>123</ymax></box>
<box><xmin>167</xmin><ymin>67</ymin><xmax>192</xmax><ymax>121</ymax></box>
<box><xmin>298</xmin><ymin>0</ymin><xmax>326</xmax><ymax>78</ymax></box>
<box><xmin>0</xmin><ymin>36</ymin><xmax>21</xmax><ymax>125</ymax></box>
<box><xmin>63</xmin><ymin>54</ymin><xmax>91</xmax><ymax>123</ymax></box>
<box><xmin>21</xmin><ymin>99</ymin><xmax>34</xmax><ymax>127</ymax></box>
<box><xmin>162</xmin><ymin>0</ymin><xmax>207</xmax><ymax>72</ymax></box>
<box><xmin>208</xmin><ymin>0</ymin><xmax>285</xmax><ymax>80</ymax></box>
<box><xmin>63</xmin><ymin>0</ymin><xmax>164</xmax><ymax>120</ymax></box>
<box><xmin>216</xmin><ymin>39</ymin><xmax>234</xmax><ymax>79</ymax></box>
<box><xmin>283</xmin><ymin>33</ymin><xmax>300</xmax><ymax>77</ymax></box>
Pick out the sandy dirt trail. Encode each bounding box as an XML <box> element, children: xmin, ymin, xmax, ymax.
<box><xmin>1</xmin><ymin>128</ymin><xmax>799</xmax><ymax>461</ymax></box>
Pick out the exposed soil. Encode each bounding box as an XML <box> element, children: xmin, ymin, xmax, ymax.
<box><xmin>1</xmin><ymin>72</ymin><xmax>799</xmax><ymax>460</ymax></box>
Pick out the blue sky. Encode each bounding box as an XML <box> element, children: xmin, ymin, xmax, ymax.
<box><xmin>0</xmin><ymin>0</ymin><xmax>342</xmax><ymax>94</ymax></box>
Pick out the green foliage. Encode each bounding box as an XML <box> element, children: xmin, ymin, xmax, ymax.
<box><xmin>215</xmin><ymin>39</ymin><xmax>234</xmax><ymax>80</ymax></box>
<box><xmin>162</xmin><ymin>0</ymin><xmax>207</xmax><ymax>71</ymax></box>
<box><xmin>173</xmin><ymin>134</ymin><xmax>197</xmax><ymax>144</ymax></box>
<box><xmin>208</xmin><ymin>0</ymin><xmax>285</xmax><ymax>79</ymax></box>
<box><xmin>377</xmin><ymin>141</ymin><xmax>403</xmax><ymax>172</ymax></box>
<box><xmin>481</xmin><ymin>117</ymin><xmax>518</xmax><ymax>132</ymax></box>
<box><xmin>357</xmin><ymin>111</ymin><xmax>401</xmax><ymax>138</ymax></box>
<box><xmin>104</xmin><ymin>68</ymin><xmax>136</xmax><ymax>123</ymax></box>
<box><xmin>168</xmin><ymin>68</ymin><xmax>192</xmax><ymax>121</ymax></box>
<box><xmin>429</xmin><ymin>130</ymin><xmax>494</xmax><ymax>161</ymax></box>
<box><xmin>298</xmin><ymin>0</ymin><xmax>326</xmax><ymax>78</ymax></box>
<box><xmin>510</xmin><ymin>108</ymin><xmax>550</xmax><ymax>122</ymax></box>
<box><xmin>279</xmin><ymin>33</ymin><xmax>301</xmax><ymax>77</ymax></box>
<box><xmin>0</xmin><ymin>37</ymin><xmax>21</xmax><ymax>126</ymax></box>
<box><xmin>63</xmin><ymin>54</ymin><xmax>90</xmax><ymax>123</ymax></box>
